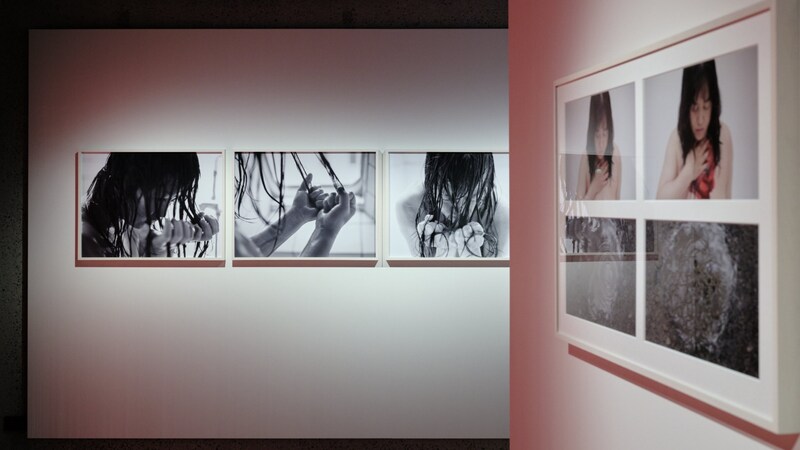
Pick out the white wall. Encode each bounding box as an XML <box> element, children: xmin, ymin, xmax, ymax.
<box><xmin>510</xmin><ymin>1</ymin><xmax>790</xmax><ymax>449</ymax></box>
<box><xmin>28</xmin><ymin>30</ymin><xmax>508</xmax><ymax>438</ymax></box>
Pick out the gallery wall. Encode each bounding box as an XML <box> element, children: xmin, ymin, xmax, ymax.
<box><xmin>28</xmin><ymin>29</ymin><xmax>509</xmax><ymax>438</ymax></box>
<box><xmin>509</xmin><ymin>0</ymin><xmax>796</xmax><ymax>449</ymax></box>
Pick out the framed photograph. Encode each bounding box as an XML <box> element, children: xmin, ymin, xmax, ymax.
<box><xmin>76</xmin><ymin>151</ymin><xmax>225</xmax><ymax>267</ymax></box>
<box><xmin>385</xmin><ymin>151</ymin><xmax>510</xmax><ymax>267</ymax></box>
<box><xmin>555</xmin><ymin>8</ymin><xmax>798</xmax><ymax>433</ymax></box>
<box><xmin>232</xmin><ymin>151</ymin><xmax>379</xmax><ymax>267</ymax></box>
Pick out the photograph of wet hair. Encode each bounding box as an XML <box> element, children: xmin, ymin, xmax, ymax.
<box><xmin>234</xmin><ymin>152</ymin><xmax>375</xmax><ymax>258</ymax></box>
<box><xmin>391</xmin><ymin>152</ymin><xmax>509</xmax><ymax>259</ymax></box>
<box><xmin>80</xmin><ymin>152</ymin><xmax>222</xmax><ymax>258</ymax></box>
<box><xmin>416</xmin><ymin>153</ymin><xmax>498</xmax><ymax>257</ymax></box>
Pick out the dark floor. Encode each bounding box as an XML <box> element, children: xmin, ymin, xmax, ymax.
<box><xmin>4</xmin><ymin>435</ymin><xmax>509</xmax><ymax>450</ymax></box>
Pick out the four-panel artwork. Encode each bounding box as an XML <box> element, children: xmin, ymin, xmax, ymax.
<box><xmin>556</xmin><ymin>10</ymin><xmax>776</xmax><ymax>430</ymax></box>
<box><xmin>560</xmin><ymin>45</ymin><xmax>759</xmax><ymax>376</ymax></box>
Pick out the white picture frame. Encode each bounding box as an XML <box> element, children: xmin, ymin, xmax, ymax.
<box><xmin>555</xmin><ymin>7</ymin><xmax>798</xmax><ymax>433</ymax></box>
<box><xmin>231</xmin><ymin>150</ymin><xmax>380</xmax><ymax>267</ymax></box>
<box><xmin>75</xmin><ymin>150</ymin><xmax>226</xmax><ymax>267</ymax></box>
<box><xmin>385</xmin><ymin>150</ymin><xmax>510</xmax><ymax>267</ymax></box>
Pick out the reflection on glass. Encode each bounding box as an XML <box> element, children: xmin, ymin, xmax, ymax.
<box><xmin>563</xmin><ymin>216</ymin><xmax>636</xmax><ymax>335</ymax></box>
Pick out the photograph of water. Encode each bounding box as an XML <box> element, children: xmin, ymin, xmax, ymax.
<box><xmin>564</xmin><ymin>216</ymin><xmax>636</xmax><ymax>335</ymax></box>
<box><xmin>646</xmin><ymin>220</ymin><xmax>758</xmax><ymax>377</ymax></box>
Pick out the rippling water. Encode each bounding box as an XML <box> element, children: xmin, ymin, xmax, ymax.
<box><xmin>565</xmin><ymin>217</ymin><xmax>636</xmax><ymax>335</ymax></box>
<box><xmin>660</xmin><ymin>223</ymin><xmax>736</xmax><ymax>353</ymax></box>
<box><xmin>646</xmin><ymin>220</ymin><xmax>758</xmax><ymax>377</ymax></box>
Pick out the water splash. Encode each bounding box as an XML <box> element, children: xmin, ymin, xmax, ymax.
<box><xmin>657</xmin><ymin>222</ymin><xmax>737</xmax><ymax>355</ymax></box>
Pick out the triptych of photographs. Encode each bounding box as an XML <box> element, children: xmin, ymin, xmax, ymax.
<box><xmin>76</xmin><ymin>151</ymin><xmax>509</xmax><ymax>266</ymax></box>
<box><xmin>556</xmin><ymin>11</ymin><xmax>775</xmax><ymax>430</ymax></box>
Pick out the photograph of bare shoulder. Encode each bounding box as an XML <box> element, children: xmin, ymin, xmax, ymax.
<box><xmin>389</xmin><ymin>152</ymin><xmax>509</xmax><ymax>258</ymax></box>
<box><xmin>234</xmin><ymin>152</ymin><xmax>376</xmax><ymax>258</ymax></box>
<box><xmin>645</xmin><ymin>47</ymin><xmax>758</xmax><ymax>199</ymax></box>
<box><xmin>561</xmin><ymin>84</ymin><xmax>635</xmax><ymax>201</ymax></box>
<box><xmin>78</xmin><ymin>152</ymin><xmax>223</xmax><ymax>261</ymax></box>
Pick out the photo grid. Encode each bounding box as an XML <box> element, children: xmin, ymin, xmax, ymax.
<box><xmin>558</xmin><ymin>45</ymin><xmax>760</xmax><ymax>377</ymax></box>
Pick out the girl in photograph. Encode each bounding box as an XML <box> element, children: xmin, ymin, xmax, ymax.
<box><xmin>576</xmin><ymin>92</ymin><xmax>622</xmax><ymax>200</ymax></box>
<box><xmin>396</xmin><ymin>152</ymin><xmax>508</xmax><ymax>257</ymax></box>
<box><xmin>656</xmin><ymin>60</ymin><xmax>733</xmax><ymax>199</ymax></box>
<box><xmin>233</xmin><ymin>153</ymin><xmax>357</xmax><ymax>257</ymax></box>
<box><xmin>81</xmin><ymin>153</ymin><xmax>220</xmax><ymax>257</ymax></box>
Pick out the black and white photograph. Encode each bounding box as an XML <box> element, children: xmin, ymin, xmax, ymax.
<box><xmin>234</xmin><ymin>152</ymin><xmax>376</xmax><ymax>258</ymax></box>
<box><xmin>563</xmin><ymin>216</ymin><xmax>636</xmax><ymax>335</ymax></box>
<box><xmin>78</xmin><ymin>152</ymin><xmax>223</xmax><ymax>259</ymax></box>
<box><xmin>389</xmin><ymin>152</ymin><xmax>509</xmax><ymax>258</ymax></box>
<box><xmin>646</xmin><ymin>220</ymin><xmax>758</xmax><ymax>377</ymax></box>
<box><xmin>645</xmin><ymin>46</ymin><xmax>758</xmax><ymax>200</ymax></box>
<box><xmin>561</xmin><ymin>84</ymin><xmax>635</xmax><ymax>201</ymax></box>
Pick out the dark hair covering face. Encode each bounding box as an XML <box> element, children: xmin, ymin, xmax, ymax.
<box><xmin>677</xmin><ymin>60</ymin><xmax>722</xmax><ymax>166</ymax></box>
<box><xmin>415</xmin><ymin>152</ymin><xmax>499</xmax><ymax>257</ymax></box>
<box><xmin>82</xmin><ymin>152</ymin><xmax>202</xmax><ymax>257</ymax></box>
<box><xmin>586</xmin><ymin>92</ymin><xmax>614</xmax><ymax>181</ymax></box>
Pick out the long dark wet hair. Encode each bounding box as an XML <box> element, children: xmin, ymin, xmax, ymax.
<box><xmin>678</xmin><ymin>60</ymin><xmax>722</xmax><ymax>166</ymax></box>
<box><xmin>415</xmin><ymin>153</ymin><xmax>499</xmax><ymax>257</ymax></box>
<box><xmin>586</xmin><ymin>92</ymin><xmax>614</xmax><ymax>181</ymax></box>
<box><xmin>82</xmin><ymin>152</ymin><xmax>205</xmax><ymax>257</ymax></box>
<box><xmin>234</xmin><ymin>152</ymin><xmax>342</xmax><ymax>255</ymax></box>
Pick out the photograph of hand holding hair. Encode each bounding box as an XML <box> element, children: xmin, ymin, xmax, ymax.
<box><xmin>234</xmin><ymin>152</ymin><xmax>376</xmax><ymax>258</ymax></box>
<box><xmin>80</xmin><ymin>152</ymin><xmax>222</xmax><ymax>258</ymax></box>
<box><xmin>391</xmin><ymin>152</ymin><xmax>509</xmax><ymax>258</ymax></box>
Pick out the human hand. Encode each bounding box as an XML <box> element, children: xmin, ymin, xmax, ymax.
<box><xmin>416</xmin><ymin>214</ymin><xmax>448</xmax><ymax>257</ymax></box>
<box><xmin>586</xmin><ymin>159</ymin><xmax>610</xmax><ymax>198</ymax></box>
<box><xmin>148</xmin><ymin>213</ymin><xmax>220</xmax><ymax>256</ymax></box>
<box><xmin>193</xmin><ymin>212</ymin><xmax>220</xmax><ymax>241</ymax></box>
<box><xmin>457</xmin><ymin>222</ymin><xmax>486</xmax><ymax>257</ymax></box>
<box><xmin>688</xmin><ymin>139</ymin><xmax>711</xmax><ymax>180</ymax></box>
<box><xmin>315</xmin><ymin>186</ymin><xmax>356</xmax><ymax>234</ymax></box>
<box><xmin>689</xmin><ymin>140</ymin><xmax>716</xmax><ymax>198</ymax></box>
<box><xmin>291</xmin><ymin>173</ymin><xmax>329</xmax><ymax>223</ymax></box>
